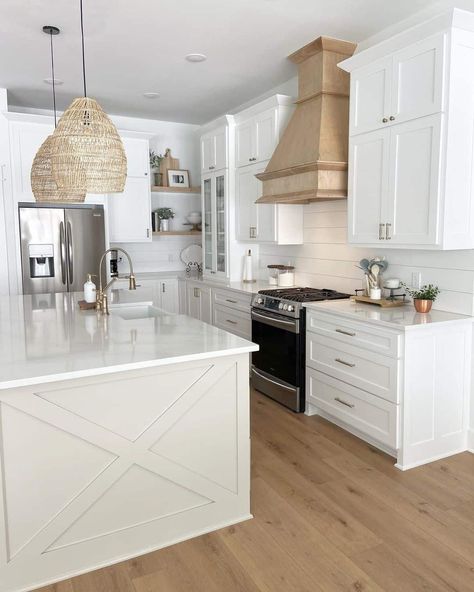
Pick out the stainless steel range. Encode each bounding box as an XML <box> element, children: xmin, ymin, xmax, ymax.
<box><xmin>251</xmin><ymin>287</ymin><xmax>351</xmax><ymax>412</ymax></box>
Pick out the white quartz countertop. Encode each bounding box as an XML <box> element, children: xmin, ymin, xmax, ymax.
<box><xmin>304</xmin><ymin>299</ymin><xmax>473</xmax><ymax>330</ymax></box>
<box><xmin>0</xmin><ymin>290</ymin><xmax>258</xmax><ymax>390</ymax></box>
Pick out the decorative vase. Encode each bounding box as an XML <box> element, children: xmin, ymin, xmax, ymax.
<box><xmin>154</xmin><ymin>171</ymin><xmax>163</xmax><ymax>186</ymax></box>
<box><xmin>160</xmin><ymin>219</ymin><xmax>170</xmax><ymax>232</ymax></box>
<box><xmin>413</xmin><ymin>299</ymin><xmax>432</xmax><ymax>313</ymax></box>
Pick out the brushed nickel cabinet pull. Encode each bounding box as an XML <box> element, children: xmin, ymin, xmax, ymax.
<box><xmin>335</xmin><ymin>397</ymin><xmax>355</xmax><ymax>408</ymax></box>
<box><xmin>335</xmin><ymin>328</ymin><xmax>356</xmax><ymax>337</ymax></box>
<box><xmin>379</xmin><ymin>223</ymin><xmax>385</xmax><ymax>240</ymax></box>
<box><xmin>335</xmin><ymin>358</ymin><xmax>356</xmax><ymax>368</ymax></box>
<box><xmin>226</xmin><ymin>299</ymin><xmax>238</xmax><ymax>304</ymax></box>
<box><xmin>226</xmin><ymin>319</ymin><xmax>237</xmax><ymax>325</ymax></box>
<box><xmin>386</xmin><ymin>223</ymin><xmax>392</xmax><ymax>240</ymax></box>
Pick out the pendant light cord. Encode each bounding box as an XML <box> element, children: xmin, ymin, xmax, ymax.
<box><xmin>80</xmin><ymin>0</ymin><xmax>87</xmax><ymax>97</ymax></box>
<box><xmin>49</xmin><ymin>31</ymin><xmax>57</xmax><ymax>127</ymax></box>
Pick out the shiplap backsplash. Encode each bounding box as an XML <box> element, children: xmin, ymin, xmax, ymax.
<box><xmin>258</xmin><ymin>200</ymin><xmax>474</xmax><ymax>315</ymax></box>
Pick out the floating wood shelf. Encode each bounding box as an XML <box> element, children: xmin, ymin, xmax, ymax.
<box><xmin>153</xmin><ymin>230</ymin><xmax>201</xmax><ymax>236</ymax></box>
<box><xmin>151</xmin><ymin>186</ymin><xmax>201</xmax><ymax>194</ymax></box>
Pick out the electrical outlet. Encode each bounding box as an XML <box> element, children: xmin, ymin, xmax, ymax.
<box><xmin>411</xmin><ymin>272</ymin><xmax>422</xmax><ymax>289</ymax></box>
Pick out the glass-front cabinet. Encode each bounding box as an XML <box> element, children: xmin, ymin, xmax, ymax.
<box><xmin>201</xmin><ymin>171</ymin><xmax>227</xmax><ymax>279</ymax></box>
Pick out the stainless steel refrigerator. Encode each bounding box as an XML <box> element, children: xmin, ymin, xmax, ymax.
<box><xmin>19</xmin><ymin>203</ymin><xmax>106</xmax><ymax>295</ymax></box>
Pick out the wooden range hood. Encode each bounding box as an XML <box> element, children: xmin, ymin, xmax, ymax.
<box><xmin>256</xmin><ymin>36</ymin><xmax>356</xmax><ymax>204</ymax></box>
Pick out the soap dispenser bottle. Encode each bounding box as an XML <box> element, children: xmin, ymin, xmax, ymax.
<box><xmin>84</xmin><ymin>274</ymin><xmax>97</xmax><ymax>304</ymax></box>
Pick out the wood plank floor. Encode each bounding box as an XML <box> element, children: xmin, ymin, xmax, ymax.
<box><xmin>39</xmin><ymin>389</ymin><xmax>474</xmax><ymax>592</ymax></box>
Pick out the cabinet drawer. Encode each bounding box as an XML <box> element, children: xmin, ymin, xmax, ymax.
<box><xmin>307</xmin><ymin>368</ymin><xmax>398</xmax><ymax>449</ymax></box>
<box><xmin>213</xmin><ymin>288</ymin><xmax>252</xmax><ymax>313</ymax></box>
<box><xmin>307</xmin><ymin>333</ymin><xmax>400</xmax><ymax>403</ymax></box>
<box><xmin>307</xmin><ymin>309</ymin><xmax>402</xmax><ymax>358</ymax></box>
<box><xmin>214</xmin><ymin>304</ymin><xmax>251</xmax><ymax>339</ymax></box>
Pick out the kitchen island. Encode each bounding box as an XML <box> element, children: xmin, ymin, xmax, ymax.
<box><xmin>0</xmin><ymin>290</ymin><xmax>257</xmax><ymax>592</ymax></box>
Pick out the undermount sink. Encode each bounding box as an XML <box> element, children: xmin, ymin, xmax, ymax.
<box><xmin>112</xmin><ymin>305</ymin><xmax>161</xmax><ymax>320</ymax></box>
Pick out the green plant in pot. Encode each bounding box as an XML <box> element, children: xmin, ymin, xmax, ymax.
<box><xmin>157</xmin><ymin>207</ymin><xmax>175</xmax><ymax>232</ymax></box>
<box><xmin>149</xmin><ymin>150</ymin><xmax>164</xmax><ymax>186</ymax></box>
<box><xmin>401</xmin><ymin>283</ymin><xmax>440</xmax><ymax>313</ymax></box>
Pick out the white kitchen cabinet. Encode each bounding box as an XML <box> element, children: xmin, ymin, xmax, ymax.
<box><xmin>108</xmin><ymin>177</ymin><xmax>151</xmax><ymax>243</ymax></box>
<box><xmin>235</xmin><ymin>162</ymin><xmax>303</xmax><ymax>244</ymax></box>
<box><xmin>305</xmin><ymin>303</ymin><xmax>473</xmax><ymax>470</ymax></box>
<box><xmin>112</xmin><ymin>277</ymin><xmax>178</xmax><ymax>313</ymax></box>
<box><xmin>341</xmin><ymin>11</ymin><xmax>474</xmax><ymax>249</ymax></box>
<box><xmin>348</xmin><ymin>33</ymin><xmax>445</xmax><ymax>136</ymax></box>
<box><xmin>121</xmin><ymin>136</ymin><xmax>150</xmax><ymax>178</ymax></box>
<box><xmin>202</xmin><ymin>171</ymin><xmax>228</xmax><ymax>279</ymax></box>
<box><xmin>235</xmin><ymin>108</ymin><xmax>277</xmax><ymax>167</ymax></box>
<box><xmin>186</xmin><ymin>281</ymin><xmax>212</xmax><ymax>324</ymax></box>
<box><xmin>201</xmin><ymin>126</ymin><xmax>227</xmax><ymax>172</ymax></box>
<box><xmin>159</xmin><ymin>278</ymin><xmax>178</xmax><ymax>313</ymax></box>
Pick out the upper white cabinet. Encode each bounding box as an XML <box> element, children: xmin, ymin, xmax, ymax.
<box><xmin>341</xmin><ymin>9</ymin><xmax>474</xmax><ymax>249</ymax></box>
<box><xmin>202</xmin><ymin>170</ymin><xmax>227</xmax><ymax>278</ymax></box>
<box><xmin>235</xmin><ymin>108</ymin><xmax>277</xmax><ymax>167</ymax></box>
<box><xmin>201</xmin><ymin>126</ymin><xmax>227</xmax><ymax>172</ymax></box>
<box><xmin>108</xmin><ymin>135</ymin><xmax>151</xmax><ymax>243</ymax></box>
<box><xmin>349</xmin><ymin>34</ymin><xmax>445</xmax><ymax>136</ymax></box>
<box><xmin>235</xmin><ymin>161</ymin><xmax>303</xmax><ymax>244</ymax></box>
<box><xmin>234</xmin><ymin>96</ymin><xmax>302</xmax><ymax>245</ymax></box>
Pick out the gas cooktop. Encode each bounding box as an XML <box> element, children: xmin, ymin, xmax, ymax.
<box><xmin>258</xmin><ymin>287</ymin><xmax>351</xmax><ymax>302</ymax></box>
<box><xmin>252</xmin><ymin>287</ymin><xmax>351</xmax><ymax>318</ymax></box>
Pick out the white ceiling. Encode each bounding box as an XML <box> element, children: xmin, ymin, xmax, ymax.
<box><xmin>0</xmin><ymin>0</ymin><xmax>456</xmax><ymax>124</ymax></box>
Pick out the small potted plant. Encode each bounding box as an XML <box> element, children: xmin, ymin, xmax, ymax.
<box><xmin>157</xmin><ymin>207</ymin><xmax>175</xmax><ymax>232</ymax></box>
<box><xmin>149</xmin><ymin>150</ymin><xmax>164</xmax><ymax>186</ymax></box>
<box><xmin>401</xmin><ymin>283</ymin><xmax>440</xmax><ymax>313</ymax></box>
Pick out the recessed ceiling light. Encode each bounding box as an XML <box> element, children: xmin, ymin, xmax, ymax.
<box><xmin>185</xmin><ymin>53</ymin><xmax>207</xmax><ymax>63</ymax></box>
<box><xmin>43</xmin><ymin>77</ymin><xmax>63</xmax><ymax>85</ymax></box>
<box><xmin>143</xmin><ymin>92</ymin><xmax>160</xmax><ymax>99</ymax></box>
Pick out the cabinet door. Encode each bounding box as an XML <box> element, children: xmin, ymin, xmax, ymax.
<box><xmin>160</xmin><ymin>279</ymin><xmax>178</xmax><ymax>313</ymax></box>
<box><xmin>391</xmin><ymin>34</ymin><xmax>445</xmax><ymax>126</ymax></box>
<box><xmin>214</xmin><ymin>128</ymin><xmax>227</xmax><ymax>171</ymax></box>
<box><xmin>122</xmin><ymin>137</ymin><xmax>149</xmax><ymax>178</ymax></box>
<box><xmin>350</xmin><ymin>58</ymin><xmax>392</xmax><ymax>136</ymax></box>
<box><xmin>236</xmin><ymin>166</ymin><xmax>258</xmax><ymax>241</ymax></box>
<box><xmin>386</xmin><ymin>114</ymin><xmax>442</xmax><ymax>245</ymax></box>
<box><xmin>215</xmin><ymin>173</ymin><xmax>227</xmax><ymax>276</ymax></box>
<box><xmin>199</xmin><ymin>284</ymin><xmax>212</xmax><ymax>324</ymax></box>
<box><xmin>186</xmin><ymin>283</ymin><xmax>200</xmax><ymax>319</ymax></box>
<box><xmin>255</xmin><ymin>108</ymin><xmax>277</xmax><ymax>163</ymax></box>
<box><xmin>348</xmin><ymin>129</ymin><xmax>390</xmax><ymax>244</ymax></box>
<box><xmin>255</xmin><ymin>163</ymin><xmax>276</xmax><ymax>242</ymax></box>
<box><xmin>236</xmin><ymin>120</ymin><xmax>254</xmax><ymax>167</ymax></box>
<box><xmin>201</xmin><ymin>135</ymin><xmax>214</xmax><ymax>172</ymax></box>
<box><xmin>108</xmin><ymin>177</ymin><xmax>151</xmax><ymax>243</ymax></box>
<box><xmin>202</xmin><ymin>176</ymin><xmax>214</xmax><ymax>273</ymax></box>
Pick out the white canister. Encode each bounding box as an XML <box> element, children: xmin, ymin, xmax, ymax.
<box><xmin>369</xmin><ymin>287</ymin><xmax>382</xmax><ymax>300</ymax></box>
<box><xmin>278</xmin><ymin>266</ymin><xmax>295</xmax><ymax>287</ymax></box>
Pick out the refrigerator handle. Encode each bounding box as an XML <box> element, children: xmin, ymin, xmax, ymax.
<box><xmin>66</xmin><ymin>220</ymin><xmax>74</xmax><ymax>285</ymax></box>
<box><xmin>59</xmin><ymin>221</ymin><xmax>67</xmax><ymax>285</ymax></box>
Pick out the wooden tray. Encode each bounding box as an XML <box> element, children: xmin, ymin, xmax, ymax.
<box><xmin>78</xmin><ymin>300</ymin><xmax>96</xmax><ymax>310</ymax></box>
<box><xmin>350</xmin><ymin>295</ymin><xmax>406</xmax><ymax>308</ymax></box>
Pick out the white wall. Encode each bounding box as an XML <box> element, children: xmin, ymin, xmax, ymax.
<box><xmin>259</xmin><ymin>200</ymin><xmax>474</xmax><ymax>315</ymax></box>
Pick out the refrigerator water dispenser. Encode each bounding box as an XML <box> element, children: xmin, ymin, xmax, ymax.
<box><xmin>28</xmin><ymin>244</ymin><xmax>54</xmax><ymax>278</ymax></box>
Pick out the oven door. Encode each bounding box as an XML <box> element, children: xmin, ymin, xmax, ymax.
<box><xmin>251</xmin><ymin>308</ymin><xmax>304</xmax><ymax>411</ymax></box>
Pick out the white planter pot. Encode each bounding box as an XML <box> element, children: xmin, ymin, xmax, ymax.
<box><xmin>160</xmin><ymin>219</ymin><xmax>170</xmax><ymax>232</ymax></box>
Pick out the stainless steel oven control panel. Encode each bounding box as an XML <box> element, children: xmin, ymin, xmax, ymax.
<box><xmin>251</xmin><ymin>295</ymin><xmax>300</xmax><ymax>318</ymax></box>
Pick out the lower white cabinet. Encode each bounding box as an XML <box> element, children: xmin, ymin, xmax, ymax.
<box><xmin>212</xmin><ymin>287</ymin><xmax>252</xmax><ymax>340</ymax></box>
<box><xmin>305</xmin><ymin>306</ymin><xmax>473</xmax><ymax>470</ymax></box>
<box><xmin>186</xmin><ymin>281</ymin><xmax>212</xmax><ymax>324</ymax></box>
<box><xmin>235</xmin><ymin>162</ymin><xmax>303</xmax><ymax>244</ymax></box>
<box><xmin>112</xmin><ymin>277</ymin><xmax>178</xmax><ymax>313</ymax></box>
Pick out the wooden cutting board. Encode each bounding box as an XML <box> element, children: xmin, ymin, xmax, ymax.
<box><xmin>160</xmin><ymin>149</ymin><xmax>179</xmax><ymax>186</ymax></box>
<box><xmin>350</xmin><ymin>295</ymin><xmax>406</xmax><ymax>308</ymax></box>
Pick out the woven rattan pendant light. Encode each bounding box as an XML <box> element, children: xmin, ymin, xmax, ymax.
<box><xmin>30</xmin><ymin>26</ymin><xmax>86</xmax><ymax>203</ymax></box>
<box><xmin>49</xmin><ymin>0</ymin><xmax>127</xmax><ymax>194</ymax></box>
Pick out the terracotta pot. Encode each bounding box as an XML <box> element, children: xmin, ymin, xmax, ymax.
<box><xmin>413</xmin><ymin>299</ymin><xmax>433</xmax><ymax>313</ymax></box>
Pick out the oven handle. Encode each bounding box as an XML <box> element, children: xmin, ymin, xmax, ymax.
<box><xmin>251</xmin><ymin>309</ymin><xmax>299</xmax><ymax>333</ymax></box>
<box><xmin>252</xmin><ymin>367</ymin><xmax>295</xmax><ymax>391</ymax></box>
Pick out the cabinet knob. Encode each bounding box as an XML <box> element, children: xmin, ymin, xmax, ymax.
<box><xmin>209</xmin><ymin>165</ymin><xmax>215</xmax><ymax>170</ymax></box>
<box><xmin>382</xmin><ymin>118</ymin><xmax>388</xmax><ymax>123</ymax></box>
<box><xmin>389</xmin><ymin>116</ymin><xmax>396</xmax><ymax>121</ymax></box>
<box><xmin>144</xmin><ymin>172</ymin><xmax>148</xmax><ymax>176</ymax></box>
